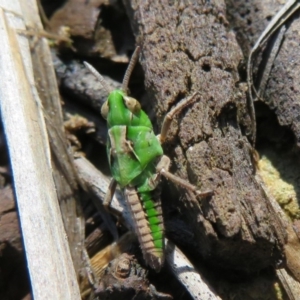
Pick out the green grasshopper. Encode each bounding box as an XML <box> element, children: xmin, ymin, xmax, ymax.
<box><xmin>85</xmin><ymin>47</ymin><xmax>212</xmax><ymax>272</ymax></box>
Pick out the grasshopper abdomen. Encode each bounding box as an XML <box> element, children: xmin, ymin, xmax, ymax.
<box><xmin>125</xmin><ymin>187</ymin><xmax>164</xmax><ymax>271</ymax></box>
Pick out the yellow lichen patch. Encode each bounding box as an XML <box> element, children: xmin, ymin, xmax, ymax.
<box><xmin>258</xmin><ymin>150</ymin><xmax>300</xmax><ymax>220</ymax></box>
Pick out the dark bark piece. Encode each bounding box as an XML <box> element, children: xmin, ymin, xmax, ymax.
<box><xmin>52</xmin><ymin>51</ymin><xmax>121</xmax><ymax>112</ymax></box>
<box><xmin>49</xmin><ymin>0</ymin><xmax>103</xmax><ymax>39</ymax></box>
<box><xmin>225</xmin><ymin>0</ymin><xmax>285</xmax><ymax>56</ymax></box>
<box><xmin>0</xmin><ymin>185</ymin><xmax>30</xmax><ymax>299</ymax></box>
<box><xmin>264</xmin><ymin>12</ymin><xmax>300</xmax><ymax>146</ymax></box>
<box><xmin>226</xmin><ymin>0</ymin><xmax>300</xmax><ymax>286</ymax></box>
<box><xmin>123</xmin><ymin>0</ymin><xmax>286</xmax><ymax>272</ymax></box>
<box><xmin>85</xmin><ymin>224</ymin><xmax>113</xmax><ymax>257</ymax></box>
<box><xmin>0</xmin><ymin>188</ymin><xmax>20</xmax><ymax>259</ymax></box>
<box><xmin>227</xmin><ymin>0</ymin><xmax>300</xmax><ymax>145</ymax></box>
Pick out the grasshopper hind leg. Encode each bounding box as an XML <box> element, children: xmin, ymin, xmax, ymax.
<box><xmin>156</xmin><ymin>92</ymin><xmax>213</xmax><ymax>197</ymax></box>
<box><xmin>158</xmin><ymin>92</ymin><xmax>200</xmax><ymax>144</ymax></box>
<box><xmin>156</xmin><ymin>155</ymin><xmax>213</xmax><ymax>198</ymax></box>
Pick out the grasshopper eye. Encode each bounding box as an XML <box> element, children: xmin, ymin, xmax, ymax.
<box><xmin>101</xmin><ymin>101</ymin><xmax>109</xmax><ymax>119</ymax></box>
<box><xmin>123</xmin><ymin>96</ymin><xmax>141</xmax><ymax>114</ymax></box>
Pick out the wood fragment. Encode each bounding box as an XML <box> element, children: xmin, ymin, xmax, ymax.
<box><xmin>0</xmin><ymin>2</ymin><xmax>80</xmax><ymax>298</ymax></box>
<box><xmin>166</xmin><ymin>240</ymin><xmax>221</xmax><ymax>300</ymax></box>
<box><xmin>276</xmin><ymin>269</ymin><xmax>300</xmax><ymax>300</ymax></box>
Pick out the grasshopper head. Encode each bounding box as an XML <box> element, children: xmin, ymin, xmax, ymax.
<box><xmin>102</xmin><ymin>90</ymin><xmax>139</xmax><ymax>127</ymax></box>
<box><xmin>101</xmin><ymin>90</ymin><xmax>152</xmax><ymax>129</ymax></box>
<box><xmin>101</xmin><ymin>91</ymin><xmax>141</xmax><ymax>119</ymax></box>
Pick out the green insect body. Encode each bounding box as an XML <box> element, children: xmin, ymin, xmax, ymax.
<box><xmin>103</xmin><ymin>89</ymin><xmax>166</xmax><ymax>270</ymax></box>
<box><xmin>85</xmin><ymin>47</ymin><xmax>212</xmax><ymax>272</ymax></box>
<box><xmin>107</xmin><ymin>91</ymin><xmax>163</xmax><ymax>186</ymax></box>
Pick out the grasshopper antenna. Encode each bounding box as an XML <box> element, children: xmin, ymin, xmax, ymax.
<box><xmin>83</xmin><ymin>61</ymin><xmax>111</xmax><ymax>95</ymax></box>
<box><xmin>122</xmin><ymin>46</ymin><xmax>141</xmax><ymax>94</ymax></box>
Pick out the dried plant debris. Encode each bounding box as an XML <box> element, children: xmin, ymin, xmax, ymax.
<box><xmin>80</xmin><ymin>233</ymin><xmax>174</xmax><ymax>300</ymax></box>
<box><xmin>48</xmin><ymin>0</ymin><xmax>104</xmax><ymax>39</ymax></box>
<box><xmin>64</xmin><ymin>114</ymin><xmax>95</xmax><ymax>134</ymax></box>
<box><xmin>48</xmin><ymin>0</ymin><xmax>135</xmax><ymax>58</ymax></box>
<box><xmin>52</xmin><ymin>51</ymin><xmax>121</xmax><ymax>111</ymax></box>
<box><xmin>94</xmin><ymin>253</ymin><xmax>172</xmax><ymax>300</ymax></box>
<box><xmin>216</xmin><ymin>271</ymin><xmax>283</xmax><ymax>300</ymax></box>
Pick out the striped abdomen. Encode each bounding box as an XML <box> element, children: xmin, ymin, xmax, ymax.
<box><xmin>124</xmin><ymin>187</ymin><xmax>164</xmax><ymax>271</ymax></box>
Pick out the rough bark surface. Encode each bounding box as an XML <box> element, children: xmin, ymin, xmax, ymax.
<box><xmin>264</xmin><ymin>11</ymin><xmax>300</xmax><ymax>145</ymax></box>
<box><xmin>123</xmin><ymin>0</ymin><xmax>286</xmax><ymax>272</ymax></box>
<box><xmin>225</xmin><ymin>0</ymin><xmax>285</xmax><ymax>55</ymax></box>
<box><xmin>227</xmin><ymin>0</ymin><xmax>300</xmax><ymax>145</ymax></box>
<box><xmin>226</xmin><ymin>0</ymin><xmax>300</xmax><ymax>284</ymax></box>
